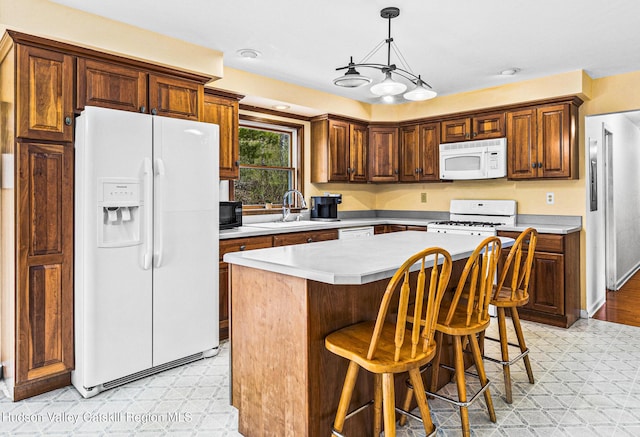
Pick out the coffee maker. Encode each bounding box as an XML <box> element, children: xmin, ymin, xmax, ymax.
<box><xmin>310</xmin><ymin>194</ymin><xmax>342</xmax><ymax>221</ymax></box>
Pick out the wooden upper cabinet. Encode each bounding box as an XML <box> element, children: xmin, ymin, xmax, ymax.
<box><xmin>349</xmin><ymin>123</ymin><xmax>368</xmax><ymax>182</ymax></box>
<box><xmin>16</xmin><ymin>45</ymin><xmax>74</xmax><ymax>142</ymax></box>
<box><xmin>368</xmin><ymin>126</ymin><xmax>398</xmax><ymax>182</ymax></box>
<box><xmin>400</xmin><ymin>123</ymin><xmax>440</xmax><ymax>182</ymax></box>
<box><xmin>507</xmin><ymin>101</ymin><xmax>578</xmax><ymax>179</ymax></box>
<box><xmin>77</xmin><ymin>58</ymin><xmax>147</xmax><ymax>113</ymax></box>
<box><xmin>441</xmin><ymin>112</ymin><xmax>505</xmax><ymax>143</ymax></box>
<box><xmin>507</xmin><ymin>108</ymin><xmax>537</xmax><ymax>179</ymax></box>
<box><xmin>203</xmin><ymin>91</ymin><xmax>242</xmax><ymax>180</ymax></box>
<box><xmin>148</xmin><ymin>74</ymin><xmax>203</xmax><ymax>121</ymax></box>
<box><xmin>311</xmin><ymin>117</ymin><xmax>366</xmax><ymax>183</ymax></box>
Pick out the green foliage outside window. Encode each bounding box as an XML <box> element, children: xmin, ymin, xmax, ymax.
<box><xmin>234</xmin><ymin>127</ymin><xmax>294</xmax><ymax>205</ymax></box>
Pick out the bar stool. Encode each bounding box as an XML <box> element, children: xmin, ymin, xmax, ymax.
<box><xmin>325</xmin><ymin>247</ymin><xmax>452</xmax><ymax>437</ymax></box>
<box><xmin>401</xmin><ymin>236</ymin><xmax>502</xmax><ymax>437</ymax></box>
<box><xmin>483</xmin><ymin>227</ymin><xmax>537</xmax><ymax>403</ymax></box>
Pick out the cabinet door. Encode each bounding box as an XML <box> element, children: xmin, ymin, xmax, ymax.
<box><xmin>418</xmin><ymin>123</ymin><xmax>440</xmax><ymax>181</ymax></box>
<box><xmin>349</xmin><ymin>123</ymin><xmax>368</xmax><ymax>182</ymax></box>
<box><xmin>441</xmin><ymin>118</ymin><xmax>471</xmax><ymax>143</ymax></box>
<box><xmin>473</xmin><ymin>112</ymin><xmax>505</xmax><ymax>140</ymax></box>
<box><xmin>399</xmin><ymin>125</ymin><xmax>419</xmax><ymax>182</ymax></box>
<box><xmin>528</xmin><ymin>251</ymin><xmax>565</xmax><ymax>315</ymax></box>
<box><xmin>273</xmin><ymin>229</ymin><xmax>338</xmax><ymax>246</ymax></box>
<box><xmin>537</xmin><ymin>104</ymin><xmax>571</xmax><ymax>178</ymax></box>
<box><xmin>368</xmin><ymin>126</ymin><xmax>398</xmax><ymax>182</ymax></box>
<box><xmin>327</xmin><ymin>119</ymin><xmax>350</xmax><ymax>182</ymax></box>
<box><xmin>204</xmin><ymin>94</ymin><xmax>239</xmax><ymax>180</ymax></box>
<box><xmin>507</xmin><ymin>109</ymin><xmax>537</xmax><ymax>179</ymax></box>
<box><xmin>16</xmin><ymin>45</ymin><xmax>73</xmax><ymax>142</ymax></box>
<box><xmin>77</xmin><ymin>58</ymin><xmax>147</xmax><ymax>113</ymax></box>
<box><xmin>148</xmin><ymin>74</ymin><xmax>203</xmax><ymax>121</ymax></box>
<box><xmin>16</xmin><ymin>142</ymin><xmax>74</xmax><ymax>384</ymax></box>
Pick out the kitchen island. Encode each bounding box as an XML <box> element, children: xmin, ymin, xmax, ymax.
<box><xmin>224</xmin><ymin>232</ymin><xmax>514</xmax><ymax>437</ymax></box>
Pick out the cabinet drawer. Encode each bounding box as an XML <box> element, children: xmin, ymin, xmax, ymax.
<box><xmin>219</xmin><ymin>236</ymin><xmax>273</xmax><ymax>260</ymax></box>
<box><xmin>273</xmin><ymin>230</ymin><xmax>338</xmax><ymax>246</ymax></box>
<box><xmin>498</xmin><ymin>231</ymin><xmax>563</xmax><ymax>253</ymax></box>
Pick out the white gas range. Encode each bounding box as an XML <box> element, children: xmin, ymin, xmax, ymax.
<box><xmin>427</xmin><ymin>199</ymin><xmax>517</xmax><ymax>236</ymax></box>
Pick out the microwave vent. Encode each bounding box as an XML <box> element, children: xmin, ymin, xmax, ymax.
<box><xmin>440</xmin><ymin>137</ymin><xmax>506</xmax><ymax>151</ymax></box>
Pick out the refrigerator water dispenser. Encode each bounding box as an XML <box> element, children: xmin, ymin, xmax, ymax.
<box><xmin>98</xmin><ymin>178</ymin><xmax>142</xmax><ymax>247</ymax></box>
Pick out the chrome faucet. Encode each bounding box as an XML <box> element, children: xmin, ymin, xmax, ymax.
<box><xmin>282</xmin><ymin>190</ymin><xmax>307</xmax><ymax>222</ymax></box>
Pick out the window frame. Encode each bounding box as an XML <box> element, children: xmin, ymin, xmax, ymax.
<box><xmin>232</xmin><ymin>114</ymin><xmax>304</xmax><ymax>214</ymax></box>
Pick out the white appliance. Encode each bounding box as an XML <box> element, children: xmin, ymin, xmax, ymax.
<box><xmin>73</xmin><ymin>106</ymin><xmax>219</xmax><ymax>398</ymax></box>
<box><xmin>439</xmin><ymin>138</ymin><xmax>507</xmax><ymax>180</ymax></box>
<box><xmin>428</xmin><ymin>199</ymin><xmax>517</xmax><ymax>317</ymax></box>
<box><xmin>338</xmin><ymin>226</ymin><xmax>375</xmax><ymax>239</ymax></box>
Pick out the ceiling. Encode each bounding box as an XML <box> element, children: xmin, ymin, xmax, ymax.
<box><xmin>52</xmin><ymin>0</ymin><xmax>640</xmax><ymax>110</ymax></box>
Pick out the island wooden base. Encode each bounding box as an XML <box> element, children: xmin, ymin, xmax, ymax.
<box><xmin>230</xmin><ymin>263</ymin><xmax>466</xmax><ymax>437</ymax></box>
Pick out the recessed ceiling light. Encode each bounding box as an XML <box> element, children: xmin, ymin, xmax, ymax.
<box><xmin>499</xmin><ymin>68</ymin><xmax>521</xmax><ymax>76</ymax></box>
<box><xmin>272</xmin><ymin>104</ymin><xmax>290</xmax><ymax>110</ymax></box>
<box><xmin>237</xmin><ymin>48</ymin><xmax>261</xmax><ymax>59</ymax></box>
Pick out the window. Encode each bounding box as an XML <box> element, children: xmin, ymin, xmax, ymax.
<box><xmin>233</xmin><ymin>117</ymin><xmax>302</xmax><ymax>208</ymax></box>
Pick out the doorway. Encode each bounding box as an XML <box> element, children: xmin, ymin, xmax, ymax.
<box><xmin>585</xmin><ymin>110</ymin><xmax>640</xmax><ymax>319</ymax></box>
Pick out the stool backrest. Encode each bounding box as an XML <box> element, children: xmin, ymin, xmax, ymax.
<box><xmin>443</xmin><ymin>237</ymin><xmax>502</xmax><ymax>328</ymax></box>
<box><xmin>366</xmin><ymin>247</ymin><xmax>452</xmax><ymax>362</ymax></box>
<box><xmin>494</xmin><ymin>227</ymin><xmax>538</xmax><ymax>301</ymax></box>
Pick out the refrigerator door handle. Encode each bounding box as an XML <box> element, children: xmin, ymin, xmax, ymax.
<box><xmin>154</xmin><ymin>158</ymin><xmax>166</xmax><ymax>268</ymax></box>
<box><xmin>142</xmin><ymin>157</ymin><xmax>153</xmax><ymax>270</ymax></box>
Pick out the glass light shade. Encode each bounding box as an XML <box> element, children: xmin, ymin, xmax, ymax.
<box><xmin>333</xmin><ymin>65</ymin><xmax>372</xmax><ymax>88</ymax></box>
<box><xmin>403</xmin><ymin>80</ymin><xmax>437</xmax><ymax>101</ymax></box>
<box><xmin>369</xmin><ymin>72</ymin><xmax>407</xmax><ymax>96</ymax></box>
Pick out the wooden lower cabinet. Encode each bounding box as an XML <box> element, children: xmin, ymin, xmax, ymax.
<box><xmin>374</xmin><ymin>224</ymin><xmax>427</xmax><ymax>234</ymax></box>
<box><xmin>13</xmin><ymin>142</ymin><xmax>74</xmax><ymax>400</ymax></box>
<box><xmin>498</xmin><ymin>231</ymin><xmax>579</xmax><ymax>327</ymax></box>
<box><xmin>219</xmin><ymin>236</ymin><xmax>273</xmax><ymax>340</ymax></box>
<box><xmin>273</xmin><ymin>229</ymin><xmax>339</xmax><ymax>246</ymax></box>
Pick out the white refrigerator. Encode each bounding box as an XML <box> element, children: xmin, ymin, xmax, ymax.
<box><xmin>72</xmin><ymin>106</ymin><xmax>219</xmax><ymax>398</ymax></box>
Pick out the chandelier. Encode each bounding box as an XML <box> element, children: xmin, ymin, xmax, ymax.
<box><xmin>333</xmin><ymin>7</ymin><xmax>437</xmax><ymax>102</ymax></box>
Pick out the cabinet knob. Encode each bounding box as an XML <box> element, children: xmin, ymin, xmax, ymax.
<box><xmin>151</xmin><ymin>108</ymin><xmax>158</xmax><ymax>115</ymax></box>
<box><xmin>307</xmin><ymin>238</ymin><xmax>313</xmax><ymax>243</ymax></box>
<box><xmin>64</xmin><ymin>116</ymin><xmax>72</xmax><ymax>126</ymax></box>
<box><xmin>531</xmin><ymin>163</ymin><xmax>536</xmax><ymax>169</ymax></box>
<box><xmin>239</xmin><ymin>245</ymin><xmax>246</xmax><ymax>251</ymax></box>
<box><xmin>538</xmin><ymin>162</ymin><xmax>543</xmax><ymax>168</ymax></box>
<box><xmin>235</xmin><ymin>161</ymin><xmax>240</xmax><ymax>167</ymax></box>
<box><xmin>472</xmin><ymin>132</ymin><xmax>478</xmax><ymax>138</ymax></box>
<box><xmin>394</xmin><ymin>169</ymin><xmax>399</xmax><ymax>175</ymax></box>
<box><xmin>140</xmin><ymin>106</ymin><xmax>146</xmax><ymax>113</ymax></box>
<box><xmin>415</xmin><ymin>168</ymin><xmax>419</xmax><ymax>173</ymax></box>
<box><xmin>465</xmin><ymin>133</ymin><xmax>470</xmax><ymax>139</ymax></box>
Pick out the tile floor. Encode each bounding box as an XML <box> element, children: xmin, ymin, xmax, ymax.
<box><xmin>1</xmin><ymin>317</ymin><xmax>640</xmax><ymax>436</ymax></box>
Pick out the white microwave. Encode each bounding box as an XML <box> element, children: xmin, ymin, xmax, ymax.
<box><xmin>439</xmin><ymin>138</ymin><xmax>507</xmax><ymax>180</ymax></box>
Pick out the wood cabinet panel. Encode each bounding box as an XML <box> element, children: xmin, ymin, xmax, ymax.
<box><xmin>349</xmin><ymin>123</ymin><xmax>368</xmax><ymax>182</ymax></box>
<box><xmin>400</xmin><ymin>123</ymin><xmax>440</xmax><ymax>182</ymax></box>
<box><xmin>537</xmin><ymin>104</ymin><xmax>572</xmax><ymax>178</ymax></box>
<box><xmin>328</xmin><ymin>119</ymin><xmax>350</xmax><ymax>182</ymax></box>
<box><xmin>219</xmin><ymin>236</ymin><xmax>273</xmax><ymax>260</ymax></box>
<box><xmin>441</xmin><ymin>112</ymin><xmax>505</xmax><ymax>143</ymax></box>
<box><xmin>148</xmin><ymin>74</ymin><xmax>203</xmax><ymax>120</ymax></box>
<box><xmin>507</xmin><ymin>109</ymin><xmax>537</xmax><ymax>178</ymax></box>
<box><xmin>16</xmin><ymin>45</ymin><xmax>73</xmax><ymax>142</ymax></box>
<box><xmin>16</xmin><ymin>142</ymin><xmax>73</xmax><ymax>385</ymax></box>
<box><xmin>441</xmin><ymin>118</ymin><xmax>471</xmax><ymax>143</ymax></box>
<box><xmin>418</xmin><ymin>123</ymin><xmax>440</xmax><ymax>181</ymax></box>
<box><xmin>399</xmin><ymin>125</ymin><xmax>419</xmax><ymax>181</ymax></box>
<box><xmin>528</xmin><ymin>252</ymin><xmax>565</xmax><ymax>315</ymax></box>
<box><xmin>368</xmin><ymin>126</ymin><xmax>398</xmax><ymax>182</ymax></box>
<box><xmin>203</xmin><ymin>93</ymin><xmax>240</xmax><ymax>180</ymax></box>
<box><xmin>76</xmin><ymin>58</ymin><xmax>147</xmax><ymax>113</ymax></box>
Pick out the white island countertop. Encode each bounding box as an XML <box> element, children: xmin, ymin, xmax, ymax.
<box><xmin>223</xmin><ymin>231</ymin><xmax>514</xmax><ymax>285</ymax></box>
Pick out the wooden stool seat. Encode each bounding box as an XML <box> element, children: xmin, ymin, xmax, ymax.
<box><xmin>491</xmin><ymin>287</ymin><xmax>529</xmax><ymax>307</ymax></box>
<box><xmin>325</xmin><ymin>247</ymin><xmax>453</xmax><ymax>437</ymax></box>
<box><xmin>326</xmin><ymin>321</ymin><xmax>438</xmax><ymax>375</ymax></box>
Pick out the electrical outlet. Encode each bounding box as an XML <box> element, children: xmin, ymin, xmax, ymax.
<box><xmin>546</xmin><ymin>192</ymin><xmax>555</xmax><ymax>205</ymax></box>
<box><xmin>420</xmin><ymin>192</ymin><xmax>427</xmax><ymax>203</ymax></box>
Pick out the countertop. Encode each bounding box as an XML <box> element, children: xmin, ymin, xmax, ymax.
<box><xmin>223</xmin><ymin>231</ymin><xmax>514</xmax><ymax>285</ymax></box>
<box><xmin>220</xmin><ymin>216</ymin><xmax>581</xmax><ymax>240</ymax></box>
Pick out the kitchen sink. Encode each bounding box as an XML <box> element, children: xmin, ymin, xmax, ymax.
<box><xmin>247</xmin><ymin>220</ymin><xmax>336</xmax><ymax>229</ymax></box>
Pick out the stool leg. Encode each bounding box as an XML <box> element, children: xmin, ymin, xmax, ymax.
<box><xmin>430</xmin><ymin>331</ymin><xmax>444</xmax><ymax>394</ymax></box>
<box><xmin>398</xmin><ymin>385</ymin><xmax>412</xmax><ymax>426</ymax></box>
<box><xmin>409</xmin><ymin>367</ymin><xmax>435</xmax><ymax>435</ymax></box>
<box><xmin>511</xmin><ymin>307</ymin><xmax>534</xmax><ymax>384</ymax></box>
<box><xmin>334</xmin><ymin>361</ymin><xmax>360</xmax><ymax>433</ymax></box>
<box><xmin>374</xmin><ymin>373</ymin><xmax>382</xmax><ymax>436</ymax></box>
<box><xmin>452</xmin><ymin>335</ymin><xmax>470</xmax><ymax>437</ymax></box>
<box><xmin>497</xmin><ymin>307</ymin><xmax>513</xmax><ymax>403</ymax></box>
<box><xmin>468</xmin><ymin>333</ymin><xmax>496</xmax><ymax>423</ymax></box>
<box><xmin>382</xmin><ymin>373</ymin><xmax>396</xmax><ymax>437</ymax></box>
